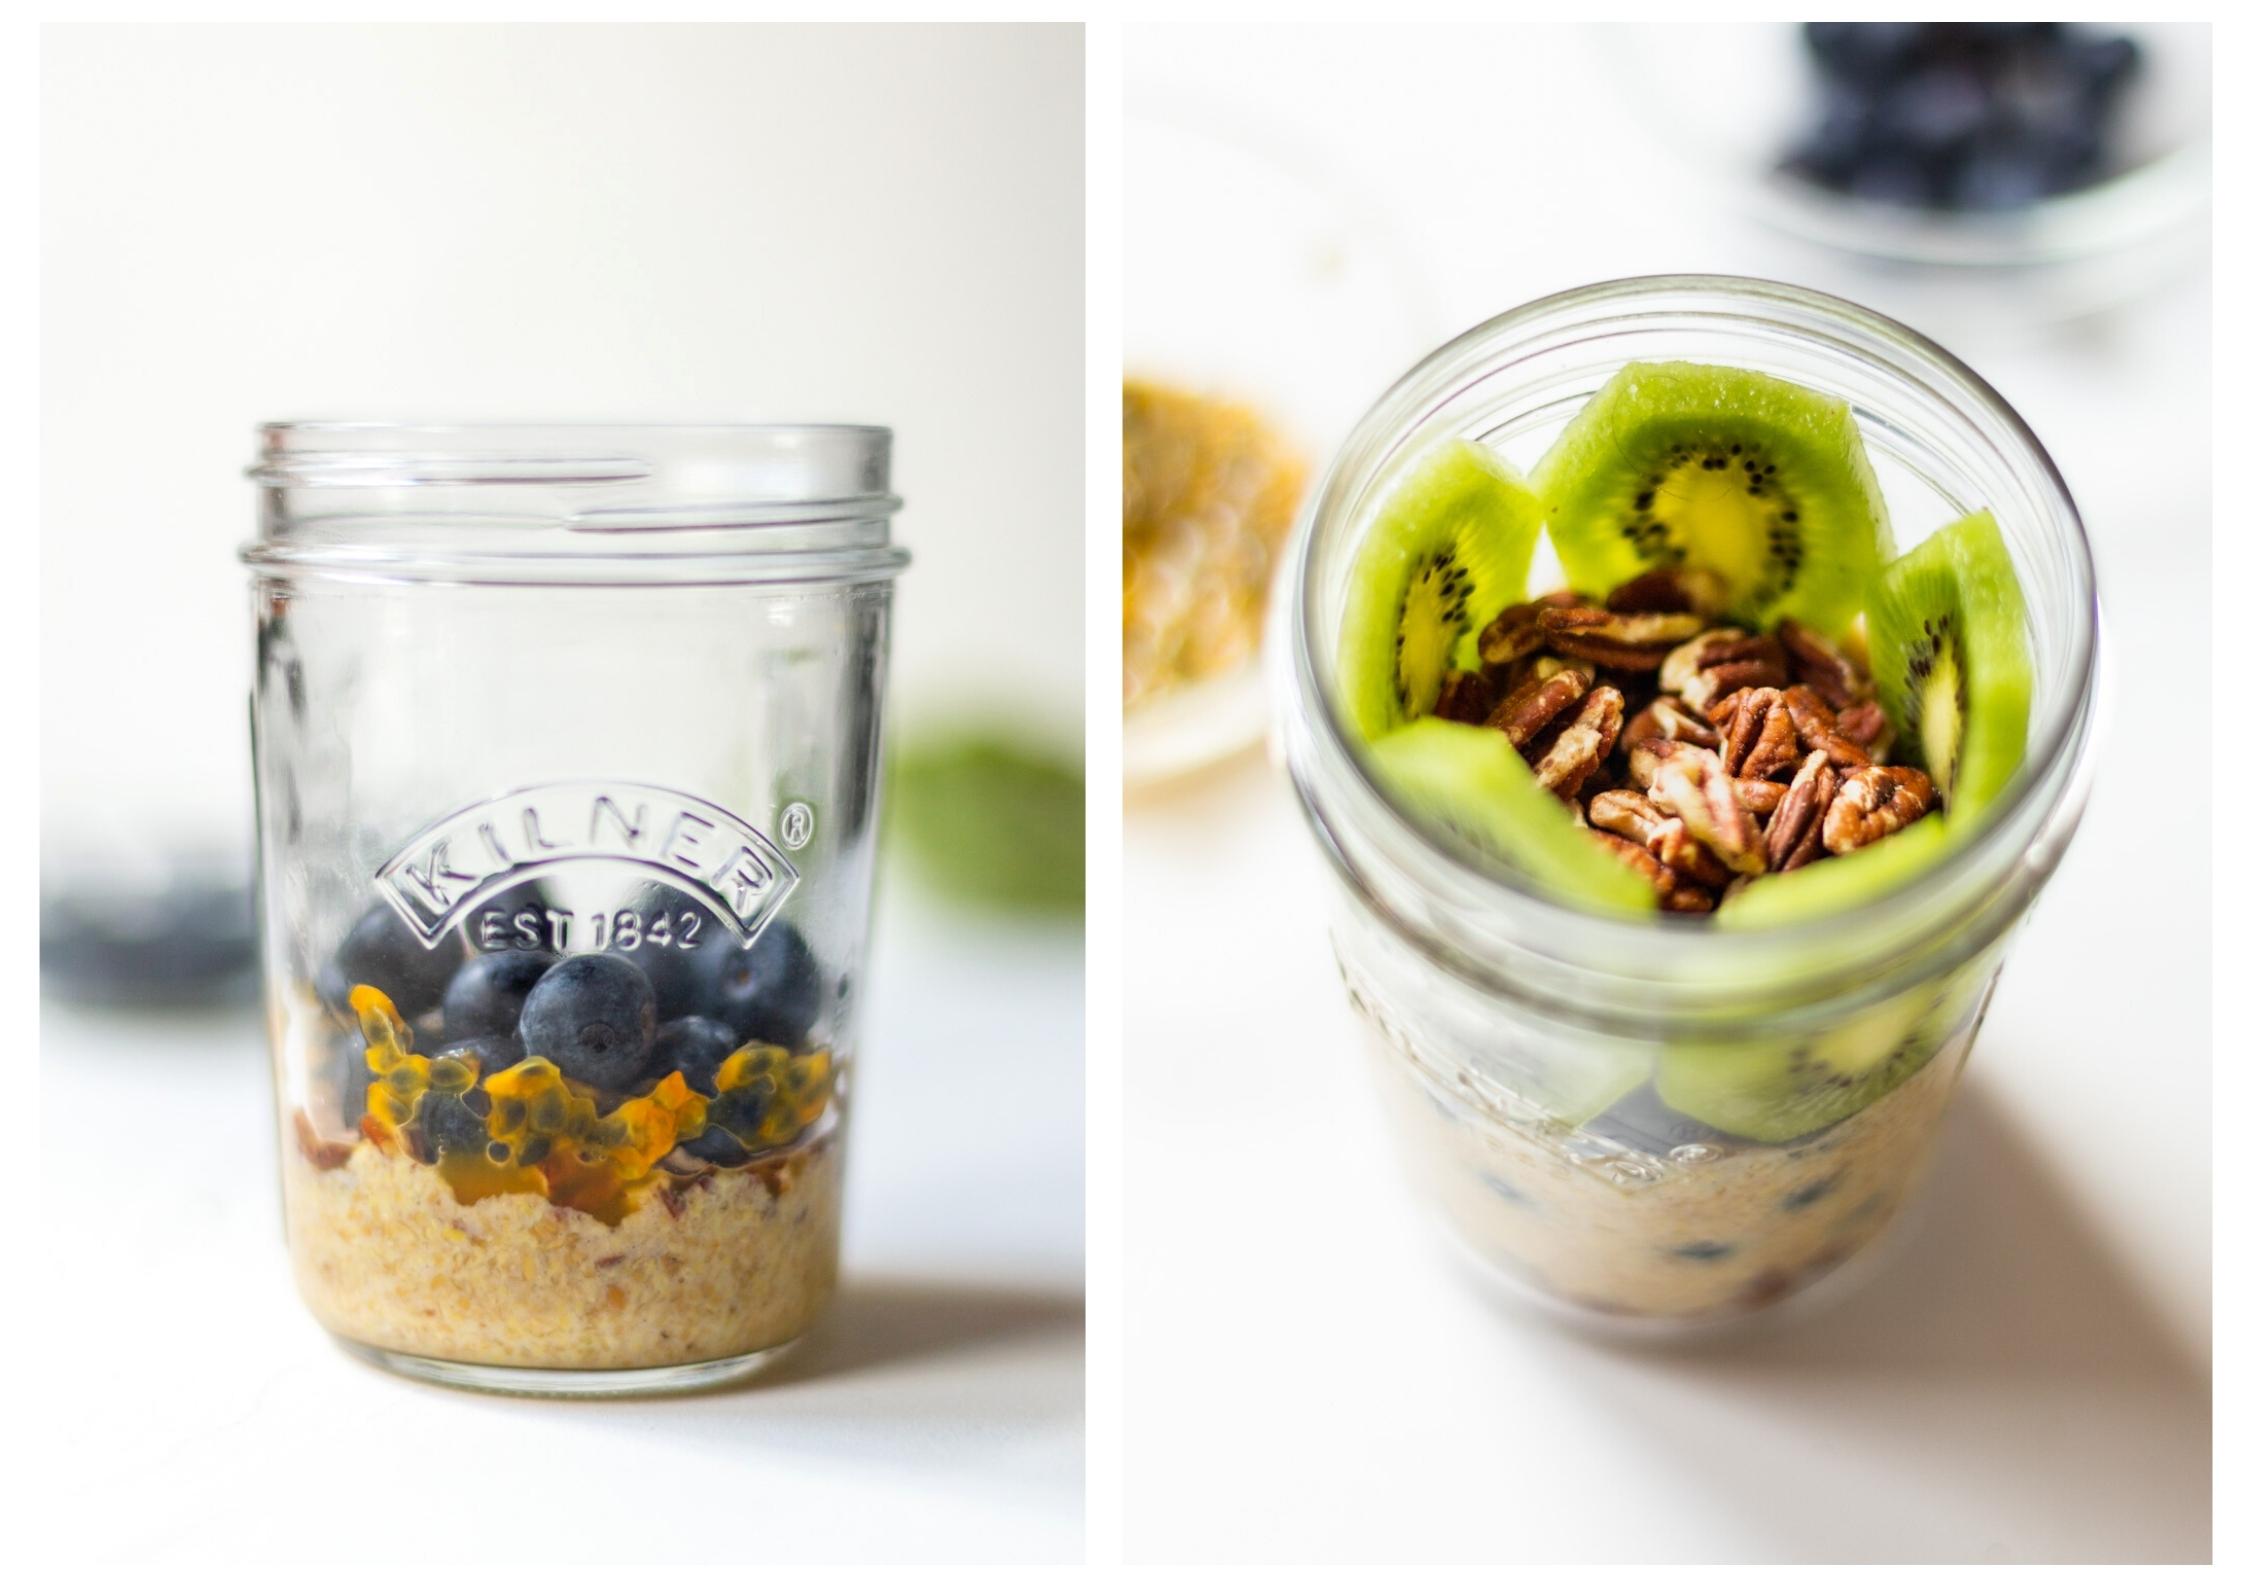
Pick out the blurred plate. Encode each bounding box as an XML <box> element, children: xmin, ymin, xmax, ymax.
<box><xmin>1124</xmin><ymin>94</ymin><xmax>1433</xmax><ymax>786</ymax></box>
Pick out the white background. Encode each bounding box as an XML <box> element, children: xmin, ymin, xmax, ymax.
<box><xmin>37</xmin><ymin>22</ymin><xmax>1084</xmax><ymax>1567</ymax></box>
<box><xmin>1121</xmin><ymin>22</ymin><xmax>2210</xmax><ymax>1566</ymax></box>
<box><xmin>42</xmin><ymin>21</ymin><xmax>1085</xmax><ymax>865</ymax></box>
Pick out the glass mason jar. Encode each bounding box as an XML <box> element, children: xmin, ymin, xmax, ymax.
<box><xmin>1273</xmin><ymin>277</ymin><xmax>2098</xmax><ymax>1329</ymax></box>
<box><xmin>245</xmin><ymin>424</ymin><xmax>906</xmax><ymax>1393</ymax></box>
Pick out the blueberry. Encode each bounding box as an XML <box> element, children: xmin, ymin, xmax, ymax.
<box><xmin>649</xmin><ymin>1016</ymin><xmax>740</xmax><ymax>1095</ymax></box>
<box><xmin>465</xmin><ymin>881</ymin><xmax>559</xmax><ymax>953</ymax></box>
<box><xmin>1952</xmin><ymin>143</ymin><xmax>2051</xmax><ymax>211</ymax></box>
<box><xmin>440</xmin><ymin>949</ymin><xmax>557</xmax><ymax>1041</ymax></box>
<box><xmin>691</xmin><ymin>919</ymin><xmax>821</xmax><ymax>1050</ymax></box>
<box><xmin>316</xmin><ymin>902</ymin><xmax>464</xmax><ymax>1020</ymax></box>
<box><xmin>616</xmin><ymin>885</ymin><xmax>707</xmax><ymax>1022</ymax></box>
<box><xmin>679</xmin><ymin>1128</ymin><xmax>751</xmax><ymax>1167</ymax></box>
<box><xmin>1588</xmin><ymin>1086</ymin><xmax>1739</xmax><ymax>1157</ymax></box>
<box><xmin>516</xmin><ymin>953</ymin><xmax>657</xmax><ymax>1090</ymax></box>
<box><xmin>1847</xmin><ymin>152</ymin><xmax>1938</xmax><ymax>208</ymax></box>
<box><xmin>1885</xmin><ymin>64</ymin><xmax>1992</xmax><ymax>154</ymax></box>
<box><xmin>2063</xmin><ymin>31</ymin><xmax>2140</xmax><ymax>101</ymax></box>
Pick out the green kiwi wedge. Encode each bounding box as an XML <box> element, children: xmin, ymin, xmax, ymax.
<box><xmin>1866</xmin><ymin>509</ymin><xmax>2032</xmax><ymax>827</ymax></box>
<box><xmin>1718</xmin><ymin>815</ymin><xmax>1950</xmax><ymax>930</ymax></box>
<box><xmin>1364</xmin><ymin>718</ymin><xmax>1658</xmax><ymax>914</ymax></box>
<box><xmin>1532</xmin><ymin>361</ymin><xmax>1891</xmax><ymax>635</ymax></box>
<box><xmin>1337</xmin><ymin>438</ymin><xmax>1542</xmax><ymax>741</ymax></box>
<box><xmin>1654</xmin><ymin>980</ymin><xmax>1944</xmax><ymax>1144</ymax></box>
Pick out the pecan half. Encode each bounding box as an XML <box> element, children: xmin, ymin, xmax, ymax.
<box><xmin>1606</xmin><ymin>566</ymin><xmax>1729</xmax><ymax>618</ymax></box>
<box><xmin>1734</xmin><ymin>778</ymin><xmax>1789</xmax><ymax>816</ymax></box>
<box><xmin>1719</xmin><ymin>686</ymin><xmax>1801</xmax><ymax>782</ymax></box>
<box><xmin>1823</xmin><ymin>765</ymin><xmax>1937</xmax><ymax>854</ymax></box>
<box><xmin>1587</xmin><ymin>787</ymin><xmax>1664</xmax><ymax>845</ymax></box>
<box><xmin>1620</xmin><ymin>696</ymin><xmax>1720</xmax><ymax>753</ymax></box>
<box><xmin>1782</xmin><ymin>685</ymin><xmax>1871</xmax><ymax>768</ymax></box>
<box><xmin>1531</xmin><ymin>684</ymin><xmax>1624</xmax><ymax>801</ymax></box>
<box><xmin>1490</xmin><ymin>665</ymin><xmax>1590</xmax><ymax>746</ymax></box>
<box><xmin>1431</xmin><ymin>668</ymin><xmax>1496</xmax><ymax>726</ymax></box>
<box><xmin>1765</xmin><ymin>749</ymin><xmax>1839</xmax><ymax>871</ymax></box>
<box><xmin>1648</xmin><ymin>752</ymin><xmax>1768</xmax><ymax>876</ymax></box>
<box><xmin>1587</xmin><ymin>830</ymin><xmax>1715</xmax><ymax>913</ymax></box>
<box><xmin>1626</xmin><ymin>735</ymin><xmax>1693</xmax><ymax>791</ymax></box>
<box><xmin>1776</xmin><ymin>617</ymin><xmax>1867</xmax><ymax>709</ymax></box>
<box><xmin>1539</xmin><ymin>604</ymin><xmax>1708</xmax><ymax>648</ymax></box>
<box><xmin>1837</xmin><ymin>699</ymin><xmax>1894</xmax><ymax>762</ymax></box>
<box><xmin>1478</xmin><ymin>593</ymin><xmax>1581</xmax><ymax>668</ymax></box>
<box><xmin>1660</xmin><ymin>629</ymin><xmax>1788</xmax><ymax>714</ymax></box>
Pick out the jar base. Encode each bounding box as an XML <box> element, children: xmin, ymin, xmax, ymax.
<box><xmin>331</xmin><ymin>1336</ymin><xmax>802</xmax><ymax>1398</ymax></box>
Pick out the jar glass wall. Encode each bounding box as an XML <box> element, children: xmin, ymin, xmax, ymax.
<box><xmin>1274</xmin><ymin>277</ymin><xmax>2097</xmax><ymax>1326</ymax></box>
<box><xmin>247</xmin><ymin>423</ymin><xmax>906</xmax><ymax>1393</ymax></box>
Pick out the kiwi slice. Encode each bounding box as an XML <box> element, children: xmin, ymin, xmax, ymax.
<box><xmin>1365</xmin><ymin>718</ymin><xmax>1657</xmax><ymax>914</ymax></box>
<box><xmin>1533</xmin><ymin>361</ymin><xmax>1891</xmax><ymax>635</ymax></box>
<box><xmin>1866</xmin><ymin>509</ymin><xmax>2032</xmax><ymax>827</ymax></box>
<box><xmin>1337</xmin><ymin>439</ymin><xmax>1542</xmax><ymax>741</ymax></box>
<box><xmin>1717</xmin><ymin>815</ymin><xmax>1950</xmax><ymax>930</ymax></box>
<box><xmin>1655</xmin><ymin>980</ymin><xmax>1943</xmax><ymax>1144</ymax></box>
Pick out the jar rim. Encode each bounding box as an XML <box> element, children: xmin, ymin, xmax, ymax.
<box><xmin>1277</xmin><ymin>272</ymin><xmax>2100</xmax><ymax>1020</ymax></box>
<box><xmin>244</xmin><ymin>420</ymin><xmax>905</xmax><ymax>583</ymax></box>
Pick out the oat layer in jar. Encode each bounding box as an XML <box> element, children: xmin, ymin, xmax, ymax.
<box><xmin>1273</xmin><ymin>277</ymin><xmax>2097</xmax><ymax>1328</ymax></box>
<box><xmin>246</xmin><ymin>424</ymin><xmax>904</xmax><ymax>1393</ymax></box>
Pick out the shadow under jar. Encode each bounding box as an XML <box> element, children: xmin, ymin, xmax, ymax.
<box><xmin>1273</xmin><ymin>276</ymin><xmax>2098</xmax><ymax>1330</ymax></box>
<box><xmin>246</xmin><ymin>424</ymin><xmax>906</xmax><ymax>1394</ymax></box>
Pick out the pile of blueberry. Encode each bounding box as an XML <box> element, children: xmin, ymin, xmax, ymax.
<box><xmin>1782</xmin><ymin>22</ymin><xmax>2142</xmax><ymax>213</ymax></box>
<box><xmin>319</xmin><ymin>887</ymin><xmax>823</xmax><ymax>1167</ymax></box>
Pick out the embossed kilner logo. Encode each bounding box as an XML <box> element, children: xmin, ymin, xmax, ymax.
<box><xmin>375</xmin><ymin>781</ymin><xmax>799</xmax><ymax>949</ymax></box>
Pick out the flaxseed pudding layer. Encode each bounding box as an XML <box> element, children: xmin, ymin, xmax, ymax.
<box><xmin>285</xmin><ymin>1132</ymin><xmax>840</xmax><ymax>1371</ymax></box>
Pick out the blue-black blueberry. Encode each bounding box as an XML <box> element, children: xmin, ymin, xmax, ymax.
<box><xmin>692</xmin><ymin>919</ymin><xmax>821</xmax><ymax>1050</ymax></box>
<box><xmin>316</xmin><ymin>902</ymin><xmax>464</xmax><ymax>1020</ymax></box>
<box><xmin>649</xmin><ymin>1015</ymin><xmax>741</xmax><ymax>1096</ymax></box>
<box><xmin>516</xmin><ymin>953</ymin><xmax>658</xmax><ymax>1091</ymax></box>
<box><xmin>440</xmin><ymin>949</ymin><xmax>557</xmax><ymax>1042</ymax></box>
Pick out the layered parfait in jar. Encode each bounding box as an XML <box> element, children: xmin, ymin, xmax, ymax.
<box><xmin>1326</xmin><ymin>357</ymin><xmax>2042</xmax><ymax>1322</ymax></box>
<box><xmin>282</xmin><ymin>881</ymin><xmax>842</xmax><ymax>1375</ymax></box>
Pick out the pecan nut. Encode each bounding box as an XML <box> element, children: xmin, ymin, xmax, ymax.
<box><xmin>1823</xmin><ymin>765</ymin><xmax>1937</xmax><ymax>854</ymax></box>
<box><xmin>1660</xmin><ymin>629</ymin><xmax>1788</xmax><ymax>714</ymax></box>
<box><xmin>1648</xmin><ymin>752</ymin><xmax>1768</xmax><ymax>876</ymax></box>
<box><xmin>1539</xmin><ymin>604</ymin><xmax>1708</xmax><ymax>648</ymax></box>
<box><xmin>1764</xmin><ymin>749</ymin><xmax>1839</xmax><ymax>871</ymax></box>
<box><xmin>1587</xmin><ymin>829</ymin><xmax>1715</xmax><ymax>913</ymax></box>
<box><xmin>1719</xmin><ymin>686</ymin><xmax>1801</xmax><ymax>782</ymax></box>
<box><xmin>1621</xmin><ymin>696</ymin><xmax>1720</xmax><ymax>754</ymax></box>
<box><xmin>1837</xmin><ymin>699</ymin><xmax>1894</xmax><ymax>762</ymax></box>
<box><xmin>1776</xmin><ymin>617</ymin><xmax>1867</xmax><ymax>709</ymax></box>
<box><xmin>1781</xmin><ymin>685</ymin><xmax>1871</xmax><ymax>768</ymax></box>
<box><xmin>1490</xmin><ymin>665</ymin><xmax>1590</xmax><ymax>746</ymax></box>
<box><xmin>1605</xmin><ymin>566</ymin><xmax>1729</xmax><ymax>618</ymax></box>
<box><xmin>1530</xmin><ymin>684</ymin><xmax>1624</xmax><ymax>801</ymax></box>
<box><xmin>1431</xmin><ymin>668</ymin><xmax>1497</xmax><ymax>726</ymax></box>
<box><xmin>1478</xmin><ymin>593</ymin><xmax>1581</xmax><ymax>668</ymax></box>
<box><xmin>1734</xmin><ymin>778</ymin><xmax>1788</xmax><ymax>816</ymax></box>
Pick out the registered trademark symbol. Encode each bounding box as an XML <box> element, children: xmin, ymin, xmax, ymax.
<box><xmin>779</xmin><ymin>801</ymin><xmax>815</xmax><ymax>850</ymax></box>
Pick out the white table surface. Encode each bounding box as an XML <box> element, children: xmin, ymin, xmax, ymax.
<box><xmin>1121</xmin><ymin>23</ymin><xmax>2209</xmax><ymax>1567</ymax></box>
<box><xmin>35</xmin><ymin>885</ymin><xmax>1085</xmax><ymax>1567</ymax></box>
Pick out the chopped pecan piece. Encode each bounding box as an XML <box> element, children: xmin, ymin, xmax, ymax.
<box><xmin>1478</xmin><ymin>593</ymin><xmax>1584</xmax><ymax>668</ymax></box>
<box><xmin>1531</xmin><ymin>684</ymin><xmax>1624</xmax><ymax>801</ymax></box>
<box><xmin>1776</xmin><ymin>617</ymin><xmax>1868</xmax><ymax>709</ymax></box>
<box><xmin>1430</xmin><ymin>668</ymin><xmax>1497</xmax><ymax>726</ymax></box>
<box><xmin>1490</xmin><ymin>665</ymin><xmax>1590</xmax><ymax>746</ymax></box>
<box><xmin>1781</xmin><ymin>685</ymin><xmax>1872</xmax><ymax>768</ymax></box>
<box><xmin>1606</xmin><ymin>566</ymin><xmax>1729</xmax><ymax>617</ymax></box>
<box><xmin>1587</xmin><ymin>830</ymin><xmax>1714</xmax><ymax>913</ymax></box>
<box><xmin>1626</xmin><ymin>735</ymin><xmax>1707</xmax><ymax>792</ymax></box>
<box><xmin>1660</xmin><ymin>628</ymin><xmax>1788</xmax><ymax>714</ymax></box>
<box><xmin>1824</xmin><ymin>765</ymin><xmax>1936</xmax><ymax>853</ymax></box>
<box><xmin>1648</xmin><ymin>752</ymin><xmax>1768</xmax><ymax>876</ymax></box>
<box><xmin>1621</xmin><ymin>696</ymin><xmax>1720</xmax><ymax>754</ymax></box>
<box><xmin>1765</xmin><ymin>749</ymin><xmax>1839</xmax><ymax>871</ymax></box>
<box><xmin>1719</xmin><ymin>686</ymin><xmax>1801</xmax><ymax>782</ymax></box>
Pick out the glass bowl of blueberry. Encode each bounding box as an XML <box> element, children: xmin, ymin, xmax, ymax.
<box><xmin>1609</xmin><ymin>22</ymin><xmax>2210</xmax><ymax>320</ymax></box>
